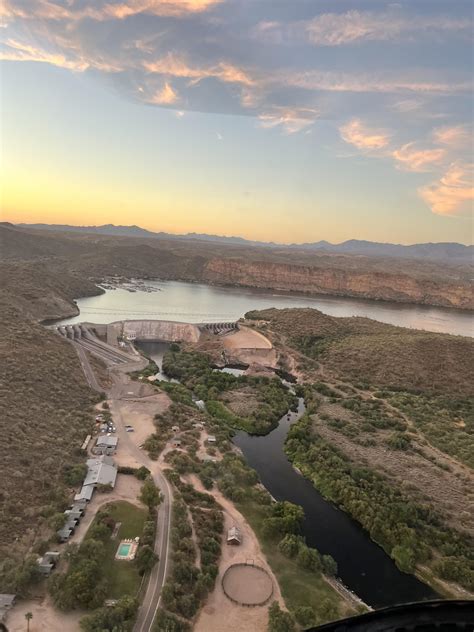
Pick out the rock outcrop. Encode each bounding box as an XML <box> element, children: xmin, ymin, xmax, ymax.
<box><xmin>203</xmin><ymin>258</ymin><xmax>473</xmax><ymax>310</ymax></box>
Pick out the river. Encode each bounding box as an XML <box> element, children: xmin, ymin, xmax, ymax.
<box><xmin>138</xmin><ymin>340</ymin><xmax>437</xmax><ymax>609</ymax></box>
<box><xmin>61</xmin><ymin>282</ymin><xmax>464</xmax><ymax>608</ymax></box>
<box><xmin>57</xmin><ymin>279</ymin><xmax>473</xmax><ymax>337</ymax></box>
<box><xmin>234</xmin><ymin>399</ymin><xmax>437</xmax><ymax>609</ymax></box>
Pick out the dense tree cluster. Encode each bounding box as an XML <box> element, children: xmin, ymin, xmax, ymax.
<box><xmin>161</xmin><ymin>480</ymin><xmax>223</xmax><ymax>623</ymax></box>
<box><xmin>161</xmin><ymin>347</ymin><xmax>297</xmax><ymax>434</ymax></box>
<box><xmin>79</xmin><ymin>596</ymin><xmax>138</xmax><ymax>632</ymax></box>
<box><xmin>285</xmin><ymin>416</ymin><xmax>474</xmax><ymax>589</ymax></box>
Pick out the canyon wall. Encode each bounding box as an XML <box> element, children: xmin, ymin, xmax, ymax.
<box><xmin>202</xmin><ymin>258</ymin><xmax>473</xmax><ymax>310</ymax></box>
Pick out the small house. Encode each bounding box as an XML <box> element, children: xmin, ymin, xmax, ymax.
<box><xmin>171</xmin><ymin>438</ymin><xmax>182</xmax><ymax>447</ymax></box>
<box><xmin>96</xmin><ymin>436</ymin><xmax>118</xmax><ymax>449</ymax></box>
<box><xmin>37</xmin><ymin>551</ymin><xmax>60</xmax><ymax>576</ymax></box>
<box><xmin>171</xmin><ymin>425</ymin><xmax>180</xmax><ymax>433</ymax></box>
<box><xmin>227</xmin><ymin>526</ymin><xmax>242</xmax><ymax>545</ymax></box>
<box><xmin>74</xmin><ymin>485</ymin><xmax>94</xmax><ymax>502</ymax></box>
<box><xmin>57</xmin><ymin>526</ymin><xmax>73</xmax><ymax>542</ymax></box>
<box><xmin>195</xmin><ymin>400</ymin><xmax>205</xmax><ymax>410</ymax></box>
<box><xmin>206</xmin><ymin>435</ymin><xmax>217</xmax><ymax>444</ymax></box>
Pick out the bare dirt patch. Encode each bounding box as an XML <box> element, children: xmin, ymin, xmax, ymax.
<box><xmin>222</xmin><ymin>564</ymin><xmax>273</xmax><ymax>606</ymax></box>
<box><xmin>7</xmin><ymin>595</ymin><xmax>81</xmax><ymax>632</ymax></box>
<box><xmin>187</xmin><ymin>475</ymin><xmax>284</xmax><ymax>632</ymax></box>
<box><xmin>224</xmin><ymin>327</ymin><xmax>272</xmax><ymax>351</ymax></box>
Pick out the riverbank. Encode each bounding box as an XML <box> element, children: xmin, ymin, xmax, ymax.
<box><xmin>283</xmin><ymin>415</ymin><xmax>472</xmax><ymax>600</ymax></box>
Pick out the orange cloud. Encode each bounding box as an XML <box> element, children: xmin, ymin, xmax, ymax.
<box><xmin>432</xmin><ymin>125</ymin><xmax>471</xmax><ymax>148</ymax></box>
<box><xmin>419</xmin><ymin>162</ymin><xmax>474</xmax><ymax>215</ymax></box>
<box><xmin>339</xmin><ymin>119</ymin><xmax>390</xmax><ymax>150</ymax></box>
<box><xmin>0</xmin><ymin>38</ymin><xmax>89</xmax><ymax>71</ymax></box>
<box><xmin>1</xmin><ymin>0</ymin><xmax>222</xmax><ymax>22</ymax></box>
<box><xmin>148</xmin><ymin>81</ymin><xmax>179</xmax><ymax>104</ymax></box>
<box><xmin>392</xmin><ymin>142</ymin><xmax>445</xmax><ymax>172</ymax></box>
<box><xmin>144</xmin><ymin>53</ymin><xmax>255</xmax><ymax>86</ymax></box>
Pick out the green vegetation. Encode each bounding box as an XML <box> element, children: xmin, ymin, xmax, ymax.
<box><xmin>205</xmin><ymin>452</ymin><xmax>346</xmax><ymax>626</ymax></box>
<box><xmin>386</xmin><ymin>392</ymin><xmax>474</xmax><ymax>468</ymax></box>
<box><xmin>79</xmin><ymin>596</ymin><xmax>138</xmax><ymax>632</ymax></box>
<box><xmin>49</xmin><ymin>501</ymin><xmax>148</xmax><ymax>610</ymax></box>
<box><xmin>160</xmin><ymin>347</ymin><xmax>297</xmax><ymax>434</ymax></box>
<box><xmin>153</xmin><ymin>609</ymin><xmax>191</xmax><ymax>631</ymax></box>
<box><xmin>285</xmin><ymin>416</ymin><xmax>474</xmax><ymax>590</ymax></box>
<box><xmin>160</xmin><ymin>476</ymin><xmax>223</xmax><ymax>625</ymax></box>
<box><xmin>245</xmin><ymin>308</ymin><xmax>474</xmax><ymax>397</ymax></box>
<box><xmin>268</xmin><ymin>601</ymin><xmax>296</xmax><ymax>631</ymax></box>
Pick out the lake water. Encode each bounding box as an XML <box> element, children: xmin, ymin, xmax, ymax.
<box><xmin>58</xmin><ymin>279</ymin><xmax>473</xmax><ymax>337</ymax></box>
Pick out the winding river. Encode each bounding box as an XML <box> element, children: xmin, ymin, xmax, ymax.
<box><xmin>60</xmin><ymin>281</ymin><xmax>469</xmax><ymax>609</ymax></box>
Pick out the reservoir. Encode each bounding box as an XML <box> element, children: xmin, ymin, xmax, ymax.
<box><xmin>58</xmin><ymin>279</ymin><xmax>473</xmax><ymax>337</ymax></box>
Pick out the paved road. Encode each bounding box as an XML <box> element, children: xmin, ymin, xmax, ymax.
<box><xmin>109</xmin><ymin>391</ymin><xmax>173</xmax><ymax>632</ymax></box>
<box><xmin>77</xmin><ymin>347</ymin><xmax>173</xmax><ymax>631</ymax></box>
<box><xmin>73</xmin><ymin>343</ymin><xmax>103</xmax><ymax>392</ymax></box>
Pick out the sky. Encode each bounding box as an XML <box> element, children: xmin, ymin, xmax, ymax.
<box><xmin>0</xmin><ymin>0</ymin><xmax>473</xmax><ymax>244</ymax></box>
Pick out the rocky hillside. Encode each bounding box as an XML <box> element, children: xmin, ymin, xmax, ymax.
<box><xmin>246</xmin><ymin>308</ymin><xmax>474</xmax><ymax>396</ymax></box>
<box><xmin>203</xmin><ymin>258</ymin><xmax>473</xmax><ymax>309</ymax></box>
<box><xmin>1</xmin><ymin>223</ymin><xmax>472</xmax><ymax>310</ymax></box>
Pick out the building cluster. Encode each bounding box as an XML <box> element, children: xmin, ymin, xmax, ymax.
<box><xmin>58</xmin><ymin>455</ymin><xmax>118</xmax><ymax>542</ymax></box>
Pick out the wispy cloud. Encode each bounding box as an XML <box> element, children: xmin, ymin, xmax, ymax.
<box><xmin>391</xmin><ymin>142</ymin><xmax>445</xmax><ymax>172</ymax></box>
<box><xmin>1</xmin><ymin>0</ymin><xmax>223</xmax><ymax>22</ymax></box>
<box><xmin>143</xmin><ymin>53</ymin><xmax>255</xmax><ymax>87</ymax></box>
<box><xmin>419</xmin><ymin>162</ymin><xmax>474</xmax><ymax>216</ymax></box>
<box><xmin>259</xmin><ymin>107</ymin><xmax>319</xmax><ymax>134</ymax></box>
<box><xmin>432</xmin><ymin>125</ymin><xmax>471</xmax><ymax>148</ymax></box>
<box><xmin>303</xmin><ymin>10</ymin><xmax>470</xmax><ymax>46</ymax></box>
<box><xmin>339</xmin><ymin>119</ymin><xmax>390</xmax><ymax>150</ymax></box>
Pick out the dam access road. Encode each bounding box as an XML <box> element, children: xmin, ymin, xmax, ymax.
<box><xmin>62</xmin><ymin>327</ymin><xmax>174</xmax><ymax>632</ymax></box>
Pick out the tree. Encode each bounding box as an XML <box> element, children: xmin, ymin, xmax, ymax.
<box><xmin>392</xmin><ymin>545</ymin><xmax>416</xmax><ymax>573</ymax></box>
<box><xmin>140</xmin><ymin>479</ymin><xmax>161</xmax><ymax>509</ymax></box>
<box><xmin>136</xmin><ymin>545</ymin><xmax>158</xmax><ymax>574</ymax></box>
<box><xmin>268</xmin><ymin>602</ymin><xmax>295</xmax><ymax>632</ymax></box>
<box><xmin>25</xmin><ymin>612</ymin><xmax>33</xmax><ymax>632</ymax></box>
<box><xmin>293</xmin><ymin>605</ymin><xmax>315</xmax><ymax>627</ymax></box>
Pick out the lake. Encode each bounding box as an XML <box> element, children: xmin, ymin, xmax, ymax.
<box><xmin>57</xmin><ymin>279</ymin><xmax>473</xmax><ymax>337</ymax></box>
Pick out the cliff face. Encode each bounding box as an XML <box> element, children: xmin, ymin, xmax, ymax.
<box><xmin>202</xmin><ymin>258</ymin><xmax>473</xmax><ymax>310</ymax></box>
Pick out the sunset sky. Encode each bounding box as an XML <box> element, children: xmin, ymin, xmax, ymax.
<box><xmin>1</xmin><ymin>0</ymin><xmax>473</xmax><ymax>244</ymax></box>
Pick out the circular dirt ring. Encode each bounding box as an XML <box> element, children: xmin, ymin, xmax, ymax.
<box><xmin>222</xmin><ymin>563</ymin><xmax>273</xmax><ymax>606</ymax></box>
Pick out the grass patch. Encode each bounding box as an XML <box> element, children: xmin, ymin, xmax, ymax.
<box><xmin>87</xmin><ymin>501</ymin><xmax>147</xmax><ymax>599</ymax></box>
<box><xmin>235</xmin><ymin>497</ymin><xmax>347</xmax><ymax>623</ymax></box>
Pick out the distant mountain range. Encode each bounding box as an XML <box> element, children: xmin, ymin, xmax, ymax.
<box><xmin>16</xmin><ymin>223</ymin><xmax>473</xmax><ymax>262</ymax></box>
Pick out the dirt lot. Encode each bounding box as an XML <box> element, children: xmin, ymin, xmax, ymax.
<box><xmin>111</xmin><ymin>391</ymin><xmax>171</xmax><ymax>469</ymax></box>
<box><xmin>7</xmin><ymin>596</ymin><xmax>81</xmax><ymax>632</ymax></box>
<box><xmin>188</xmin><ymin>475</ymin><xmax>284</xmax><ymax>632</ymax></box>
<box><xmin>224</xmin><ymin>327</ymin><xmax>273</xmax><ymax>351</ymax></box>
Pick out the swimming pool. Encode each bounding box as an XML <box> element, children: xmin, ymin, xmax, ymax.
<box><xmin>118</xmin><ymin>543</ymin><xmax>132</xmax><ymax>557</ymax></box>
